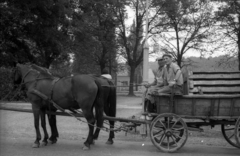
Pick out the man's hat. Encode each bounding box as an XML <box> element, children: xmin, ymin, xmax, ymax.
<box><xmin>156</xmin><ymin>57</ymin><xmax>164</xmax><ymax>62</ymax></box>
<box><xmin>162</xmin><ymin>53</ymin><xmax>173</xmax><ymax>58</ymax></box>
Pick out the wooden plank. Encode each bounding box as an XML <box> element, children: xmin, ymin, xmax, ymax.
<box><xmin>174</xmin><ymin>98</ymin><xmax>193</xmax><ymax>116</ymax></box>
<box><xmin>193</xmin><ymin>80</ymin><xmax>240</xmax><ymax>86</ymax></box>
<box><xmin>233</xmin><ymin>98</ymin><xmax>240</xmax><ymax>116</ymax></box>
<box><xmin>153</xmin><ymin>94</ymin><xmax>240</xmax><ymax>98</ymax></box>
<box><xmin>217</xmin><ymin>99</ymin><xmax>232</xmax><ymax>116</ymax></box>
<box><xmin>190</xmin><ymin>86</ymin><xmax>240</xmax><ymax>93</ymax></box>
<box><xmin>165</xmin><ymin>96</ymin><xmax>240</xmax><ymax>117</ymax></box>
<box><xmin>193</xmin><ymin>72</ymin><xmax>240</xmax><ymax>74</ymax></box>
<box><xmin>194</xmin><ymin>99</ymin><xmax>212</xmax><ymax>116</ymax></box>
<box><xmin>149</xmin><ymin>113</ymin><xmax>239</xmax><ymax>119</ymax></box>
<box><xmin>189</xmin><ymin>73</ymin><xmax>240</xmax><ymax>80</ymax></box>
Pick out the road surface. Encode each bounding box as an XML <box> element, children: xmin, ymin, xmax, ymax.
<box><xmin>0</xmin><ymin>136</ymin><xmax>239</xmax><ymax>156</ymax></box>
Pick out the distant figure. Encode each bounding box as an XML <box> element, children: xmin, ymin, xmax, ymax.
<box><xmin>101</xmin><ymin>68</ymin><xmax>112</xmax><ymax>79</ymax></box>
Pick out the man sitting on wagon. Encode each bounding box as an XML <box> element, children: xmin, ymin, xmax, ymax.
<box><xmin>144</xmin><ymin>54</ymin><xmax>183</xmax><ymax>113</ymax></box>
<box><xmin>158</xmin><ymin>53</ymin><xmax>183</xmax><ymax>95</ymax></box>
<box><xmin>144</xmin><ymin>57</ymin><xmax>165</xmax><ymax>112</ymax></box>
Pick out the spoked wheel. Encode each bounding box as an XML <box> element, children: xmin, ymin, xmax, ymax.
<box><xmin>221</xmin><ymin>123</ymin><xmax>240</xmax><ymax>148</ymax></box>
<box><xmin>235</xmin><ymin>117</ymin><xmax>240</xmax><ymax>148</ymax></box>
<box><xmin>150</xmin><ymin>113</ymin><xmax>188</xmax><ymax>153</ymax></box>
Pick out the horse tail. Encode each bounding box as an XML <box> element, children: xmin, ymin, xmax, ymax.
<box><xmin>93</xmin><ymin>79</ymin><xmax>104</xmax><ymax>129</ymax></box>
<box><xmin>108</xmin><ymin>80</ymin><xmax>116</xmax><ymax>117</ymax></box>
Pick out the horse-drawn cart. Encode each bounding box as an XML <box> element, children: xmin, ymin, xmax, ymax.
<box><xmin>1</xmin><ymin>64</ymin><xmax>240</xmax><ymax>153</ymax></box>
<box><xmin>144</xmin><ymin>71</ymin><xmax>240</xmax><ymax>152</ymax></box>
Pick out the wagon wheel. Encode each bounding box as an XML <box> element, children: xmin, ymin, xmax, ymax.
<box><xmin>150</xmin><ymin>113</ymin><xmax>188</xmax><ymax>153</ymax></box>
<box><xmin>221</xmin><ymin>123</ymin><xmax>240</xmax><ymax>148</ymax></box>
<box><xmin>160</xmin><ymin>118</ymin><xmax>184</xmax><ymax>147</ymax></box>
<box><xmin>235</xmin><ymin>117</ymin><xmax>240</xmax><ymax>148</ymax></box>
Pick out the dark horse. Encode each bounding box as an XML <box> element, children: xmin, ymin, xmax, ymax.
<box><xmin>92</xmin><ymin>76</ymin><xmax>116</xmax><ymax>144</ymax></box>
<box><xmin>12</xmin><ymin>63</ymin><xmax>104</xmax><ymax>150</ymax></box>
<box><xmin>29</xmin><ymin>65</ymin><xmax>117</xmax><ymax>145</ymax></box>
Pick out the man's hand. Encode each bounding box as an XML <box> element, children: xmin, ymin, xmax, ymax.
<box><xmin>168</xmin><ymin>81</ymin><xmax>176</xmax><ymax>87</ymax></box>
<box><xmin>144</xmin><ymin>83</ymin><xmax>150</xmax><ymax>88</ymax></box>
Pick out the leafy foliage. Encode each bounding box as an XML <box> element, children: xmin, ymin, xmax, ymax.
<box><xmin>71</xmin><ymin>0</ymin><xmax>119</xmax><ymax>74</ymax></box>
<box><xmin>0</xmin><ymin>68</ymin><xmax>26</xmax><ymax>101</ymax></box>
<box><xmin>215</xmin><ymin>0</ymin><xmax>240</xmax><ymax>70</ymax></box>
<box><xmin>0</xmin><ymin>0</ymin><xmax>72</xmax><ymax>68</ymax></box>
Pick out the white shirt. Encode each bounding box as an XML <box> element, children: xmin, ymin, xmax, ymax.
<box><xmin>101</xmin><ymin>74</ymin><xmax>112</xmax><ymax>79</ymax></box>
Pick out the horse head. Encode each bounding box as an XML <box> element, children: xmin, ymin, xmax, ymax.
<box><xmin>12</xmin><ymin>63</ymin><xmax>35</xmax><ymax>88</ymax></box>
<box><xmin>12</xmin><ymin>64</ymin><xmax>23</xmax><ymax>87</ymax></box>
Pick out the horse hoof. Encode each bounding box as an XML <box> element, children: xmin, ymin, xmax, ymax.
<box><xmin>91</xmin><ymin>140</ymin><xmax>95</xmax><ymax>145</ymax></box>
<box><xmin>32</xmin><ymin>143</ymin><xmax>40</xmax><ymax>148</ymax></box>
<box><xmin>82</xmin><ymin>145</ymin><xmax>90</xmax><ymax>150</ymax></box>
<box><xmin>49</xmin><ymin>139</ymin><xmax>57</xmax><ymax>144</ymax></box>
<box><xmin>106</xmin><ymin>140</ymin><xmax>113</xmax><ymax>145</ymax></box>
<box><xmin>41</xmin><ymin>142</ymin><xmax>48</xmax><ymax>146</ymax></box>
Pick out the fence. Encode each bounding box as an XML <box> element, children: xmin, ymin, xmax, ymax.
<box><xmin>116</xmin><ymin>85</ymin><xmax>143</xmax><ymax>92</ymax></box>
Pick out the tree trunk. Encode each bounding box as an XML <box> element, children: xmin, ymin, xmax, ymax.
<box><xmin>238</xmin><ymin>31</ymin><xmax>240</xmax><ymax>71</ymax></box>
<box><xmin>238</xmin><ymin>44</ymin><xmax>240</xmax><ymax>71</ymax></box>
<box><xmin>177</xmin><ymin>54</ymin><xmax>183</xmax><ymax>68</ymax></box>
<box><xmin>128</xmin><ymin>66</ymin><xmax>136</xmax><ymax>96</ymax></box>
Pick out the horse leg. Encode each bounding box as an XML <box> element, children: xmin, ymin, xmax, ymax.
<box><xmin>93</xmin><ymin>128</ymin><xmax>100</xmax><ymax>141</ymax></box>
<box><xmin>82</xmin><ymin>110</ymin><xmax>95</xmax><ymax>150</ymax></box>
<box><xmin>106</xmin><ymin>120</ymin><xmax>115</xmax><ymax>145</ymax></box>
<box><xmin>93</xmin><ymin>106</ymin><xmax>104</xmax><ymax>142</ymax></box>
<box><xmin>40</xmin><ymin>110</ymin><xmax>49</xmax><ymax>146</ymax></box>
<box><xmin>32</xmin><ymin>109</ymin><xmax>41</xmax><ymax>148</ymax></box>
<box><xmin>48</xmin><ymin>112</ymin><xmax>59</xmax><ymax>144</ymax></box>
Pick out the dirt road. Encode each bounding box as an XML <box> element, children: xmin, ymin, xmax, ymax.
<box><xmin>0</xmin><ymin>136</ymin><xmax>239</xmax><ymax>156</ymax></box>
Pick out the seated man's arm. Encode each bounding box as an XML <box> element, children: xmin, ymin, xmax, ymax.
<box><xmin>174</xmin><ymin>69</ymin><xmax>182</xmax><ymax>82</ymax></box>
<box><xmin>145</xmin><ymin>78</ymin><xmax>157</xmax><ymax>88</ymax></box>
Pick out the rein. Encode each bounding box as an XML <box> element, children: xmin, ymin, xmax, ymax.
<box><xmin>21</xmin><ymin>69</ymin><xmax>54</xmax><ymax>86</ymax></box>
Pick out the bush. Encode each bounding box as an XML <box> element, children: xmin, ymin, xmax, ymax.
<box><xmin>0</xmin><ymin>68</ymin><xmax>26</xmax><ymax>101</ymax></box>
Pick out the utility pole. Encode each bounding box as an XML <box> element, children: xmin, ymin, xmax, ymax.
<box><xmin>142</xmin><ymin>0</ymin><xmax>149</xmax><ymax>85</ymax></box>
<box><xmin>140</xmin><ymin>0</ymin><xmax>150</xmax><ymax>137</ymax></box>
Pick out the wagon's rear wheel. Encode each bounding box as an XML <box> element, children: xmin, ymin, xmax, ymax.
<box><xmin>221</xmin><ymin>123</ymin><xmax>240</xmax><ymax>148</ymax></box>
<box><xmin>235</xmin><ymin>117</ymin><xmax>240</xmax><ymax>148</ymax></box>
<box><xmin>150</xmin><ymin>113</ymin><xmax>188</xmax><ymax>153</ymax></box>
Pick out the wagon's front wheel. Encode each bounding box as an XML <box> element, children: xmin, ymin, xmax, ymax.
<box><xmin>235</xmin><ymin>117</ymin><xmax>240</xmax><ymax>148</ymax></box>
<box><xmin>150</xmin><ymin>113</ymin><xmax>188</xmax><ymax>153</ymax></box>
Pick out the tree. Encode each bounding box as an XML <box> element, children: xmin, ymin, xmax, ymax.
<box><xmin>0</xmin><ymin>0</ymin><xmax>72</xmax><ymax>68</ymax></box>
<box><xmin>152</xmin><ymin>0</ymin><xmax>217</xmax><ymax>67</ymax></box>
<box><xmin>70</xmin><ymin>0</ymin><xmax>119</xmax><ymax>74</ymax></box>
<box><xmin>84</xmin><ymin>0</ymin><xmax>118</xmax><ymax>73</ymax></box>
<box><xmin>216</xmin><ymin>0</ymin><xmax>240</xmax><ymax>70</ymax></box>
<box><xmin>114</xmin><ymin>0</ymin><xmax>163</xmax><ymax>96</ymax></box>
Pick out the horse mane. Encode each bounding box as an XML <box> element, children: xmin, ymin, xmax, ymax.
<box><xmin>30</xmin><ymin>64</ymin><xmax>53</xmax><ymax>78</ymax></box>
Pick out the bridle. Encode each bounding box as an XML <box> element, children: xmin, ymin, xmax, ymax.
<box><xmin>19</xmin><ymin>68</ymin><xmax>54</xmax><ymax>86</ymax></box>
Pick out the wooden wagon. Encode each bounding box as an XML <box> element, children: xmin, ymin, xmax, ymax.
<box><xmin>146</xmin><ymin>71</ymin><xmax>240</xmax><ymax>152</ymax></box>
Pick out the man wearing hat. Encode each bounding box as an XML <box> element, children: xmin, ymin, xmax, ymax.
<box><xmin>143</xmin><ymin>57</ymin><xmax>166</xmax><ymax>112</ymax></box>
<box><xmin>158</xmin><ymin>53</ymin><xmax>183</xmax><ymax>94</ymax></box>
